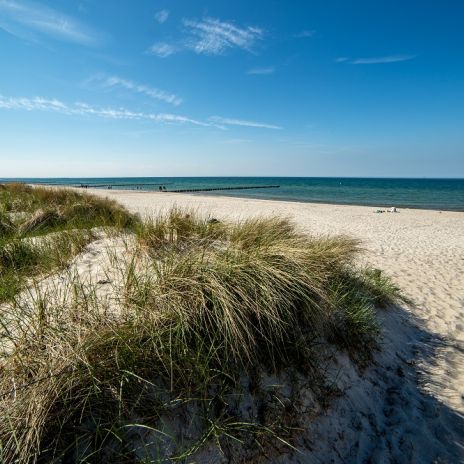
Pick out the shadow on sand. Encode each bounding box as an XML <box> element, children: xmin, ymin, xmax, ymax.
<box><xmin>280</xmin><ymin>304</ymin><xmax>464</xmax><ymax>464</ymax></box>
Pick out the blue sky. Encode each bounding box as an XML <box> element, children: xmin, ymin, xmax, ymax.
<box><xmin>1</xmin><ymin>0</ymin><xmax>463</xmax><ymax>177</ymax></box>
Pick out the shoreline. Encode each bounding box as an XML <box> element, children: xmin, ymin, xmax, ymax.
<box><xmin>27</xmin><ymin>183</ymin><xmax>464</xmax><ymax>213</ymax></box>
<box><xmin>91</xmin><ymin>189</ymin><xmax>464</xmax><ymax>213</ymax></box>
<box><xmin>193</xmin><ymin>192</ymin><xmax>464</xmax><ymax>212</ymax></box>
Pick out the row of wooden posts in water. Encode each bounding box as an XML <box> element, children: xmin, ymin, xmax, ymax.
<box><xmin>76</xmin><ymin>184</ymin><xmax>280</xmax><ymax>193</ymax></box>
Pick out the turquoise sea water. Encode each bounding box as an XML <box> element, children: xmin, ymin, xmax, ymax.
<box><xmin>2</xmin><ymin>178</ymin><xmax>464</xmax><ymax>211</ymax></box>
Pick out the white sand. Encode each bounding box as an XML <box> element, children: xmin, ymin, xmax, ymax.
<box><xmin>81</xmin><ymin>188</ymin><xmax>464</xmax><ymax>462</ymax></box>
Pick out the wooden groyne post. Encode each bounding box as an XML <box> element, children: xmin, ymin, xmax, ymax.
<box><xmin>167</xmin><ymin>185</ymin><xmax>280</xmax><ymax>193</ymax></box>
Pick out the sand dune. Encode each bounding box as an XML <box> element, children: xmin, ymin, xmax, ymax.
<box><xmin>10</xmin><ymin>188</ymin><xmax>459</xmax><ymax>462</ymax></box>
<box><xmin>78</xmin><ymin>189</ymin><xmax>464</xmax><ymax>461</ymax></box>
<box><xmin>88</xmin><ymin>191</ymin><xmax>464</xmax><ymax>406</ymax></box>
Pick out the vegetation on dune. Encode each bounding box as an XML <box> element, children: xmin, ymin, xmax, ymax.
<box><xmin>0</xmin><ymin>200</ymin><xmax>406</xmax><ymax>463</ymax></box>
<box><xmin>0</xmin><ymin>231</ymin><xmax>92</xmax><ymax>302</ymax></box>
<box><xmin>0</xmin><ymin>182</ymin><xmax>135</xmax><ymax>233</ymax></box>
<box><xmin>0</xmin><ymin>183</ymin><xmax>137</xmax><ymax>302</ymax></box>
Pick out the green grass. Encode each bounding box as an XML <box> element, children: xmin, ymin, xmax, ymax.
<box><xmin>0</xmin><ymin>231</ymin><xmax>93</xmax><ymax>302</ymax></box>
<box><xmin>0</xmin><ymin>204</ymin><xmax>406</xmax><ymax>463</ymax></box>
<box><xmin>0</xmin><ymin>182</ymin><xmax>136</xmax><ymax>233</ymax></box>
<box><xmin>0</xmin><ymin>183</ymin><xmax>138</xmax><ymax>303</ymax></box>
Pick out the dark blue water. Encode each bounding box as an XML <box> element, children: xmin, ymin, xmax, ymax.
<box><xmin>1</xmin><ymin>177</ymin><xmax>463</xmax><ymax>211</ymax></box>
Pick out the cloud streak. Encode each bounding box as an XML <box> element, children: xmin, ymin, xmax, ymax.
<box><xmin>102</xmin><ymin>76</ymin><xmax>182</xmax><ymax>106</ymax></box>
<box><xmin>0</xmin><ymin>95</ymin><xmax>281</xmax><ymax>130</ymax></box>
<box><xmin>337</xmin><ymin>55</ymin><xmax>416</xmax><ymax>64</ymax></box>
<box><xmin>148</xmin><ymin>42</ymin><xmax>177</xmax><ymax>57</ymax></box>
<box><xmin>210</xmin><ymin>116</ymin><xmax>282</xmax><ymax>130</ymax></box>
<box><xmin>183</xmin><ymin>17</ymin><xmax>263</xmax><ymax>55</ymax></box>
<box><xmin>0</xmin><ymin>95</ymin><xmax>207</xmax><ymax>126</ymax></box>
<box><xmin>148</xmin><ymin>17</ymin><xmax>263</xmax><ymax>58</ymax></box>
<box><xmin>154</xmin><ymin>9</ymin><xmax>169</xmax><ymax>24</ymax></box>
<box><xmin>0</xmin><ymin>0</ymin><xmax>101</xmax><ymax>45</ymax></box>
<box><xmin>247</xmin><ymin>67</ymin><xmax>274</xmax><ymax>75</ymax></box>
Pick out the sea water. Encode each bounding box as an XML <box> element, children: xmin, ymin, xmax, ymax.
<box><xmin>2</xmin><ymin>177</ymin><xmax>463</xmax><ymax>211</ymax></box>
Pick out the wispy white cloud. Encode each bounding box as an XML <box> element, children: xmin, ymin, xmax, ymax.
<box><xmin>210</xmin><ymin>116</ymin><xmax>281</xmax><ymax>130</ymax></box>
<box><xmin>147</xmin><ymin>17</ymin><xmax>263</xmax><ymax>58</ymax></box>
<box><xmin>294</xmin><ymin>30</ymin><xmax>315</xmax><ymax>38</ymax></box>
<box><xmin>247</xmin><ymin>67</ymin><xmax>274</xmax><ymax>75</ymax></box>
<box><xmin>0</xmin><ymin>95</ymin><xmax>69</xmax><ymax>112</ymax></box>
<box><xmin>0</xmin><ymin>0</ymin><xmax>101</xmax><ymax>45</ymax></box>
<box><xmin>351</xmin><ymin>55</ymin><xmax>415</xmax><ymax>64</ymax></box>
<box><xmin>337</xmin><ymin>55</ymin><xmax>416</xmax><ymax>64</ymax></box>
<box><xmin>154</xmin><ymin>9</ymin><xmax>169</xmax><ymax>24</ymax></box>
<box><xmin>102</xmin><ymin>76</ymin><xmax>182</xmax><ymax>106</ymax></box>
<box><xmin>0</xmin><ymin>95</ymin><xmax>207</xmax><ymax>126</ymax></box>
<box><xmin>0</xmin><ymin>95</ymin><xmax>281</xmax><ymax>130</ymax></box>
<box><xmin>148</xmin><ymin>42</ymin><xmax>177</xmax><ymax>57</ymax></box>
<box><xmin>182</xmin><ymin>17</ymin><xmax>263</xmax><ymax>55</ymax></box>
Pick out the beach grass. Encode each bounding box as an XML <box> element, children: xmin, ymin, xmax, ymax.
<box><xmin>0</xmin><ymin>199</ymin><xmax>405</xmax><ymax>463</ymax></box>
<box><xmin>0</xmin><ymin>183</ymin><xmax>137</xmax><ymax>303</ymax></box>
<box><xmin>0</xmin><ymin>182</ymin><xmax>135</xmax><ymax>233</ymax></box>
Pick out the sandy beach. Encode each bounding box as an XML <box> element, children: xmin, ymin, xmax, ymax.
<box><xmin>79</xmin><ymin>188</ymin><xmax>464</xmax><ymax>461</ymax></box>
<box><xmin>8</xmin><ymin>184</ymin><xmax>462</xmax><ymax>461</ymax></box>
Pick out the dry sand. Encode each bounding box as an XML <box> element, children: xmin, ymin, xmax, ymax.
<box><xmin>80</xmin><ymin>188</ymin><xmax>464</xmax><ymax>462</ymax></box>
